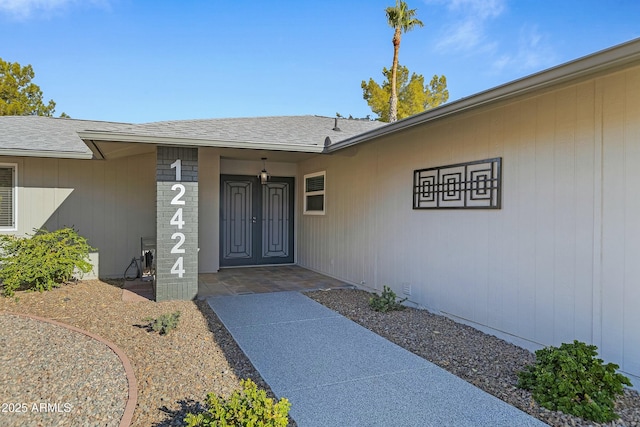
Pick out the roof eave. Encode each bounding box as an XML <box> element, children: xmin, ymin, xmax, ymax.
<box><xmin>326</xmin><ymin>37</ymin><xmax>640</xmax><ymax>153</ymax></box>
<box><xmin>0</xmin><ymin>148</ymin><xmax>93</xmax><ymax>160</ymax></box>
<box><xmin>78</xmin><ymin>131</ymin><xmax>325</xmax><ymax>155</ymax></box>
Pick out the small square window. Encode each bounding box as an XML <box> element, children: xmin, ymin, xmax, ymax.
<box><xmin>304</xmin><ymin>171</ymin><xmax>325</xmax><ymax>215</ymax></box>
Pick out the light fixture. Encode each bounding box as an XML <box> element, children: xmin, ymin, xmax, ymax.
<box><xmin>258</xmin><ymin>157</ymin><xmax>270</xmax><ymax>185</ymax></box>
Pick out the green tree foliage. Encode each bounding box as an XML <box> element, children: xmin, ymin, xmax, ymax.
<box><xmin>362</xmin><ymin>64</ymin><xmax>448</xmax><ymax>122</ymax></box>
<box><xmin>386</xmin><ymin>0</ymin><xmax>424</xmax><ymax>123</ymax></box>
<box><xmin>0</xmin><ymin>57</ymin><xmax>64</xmax><ymax>117</ymax></box>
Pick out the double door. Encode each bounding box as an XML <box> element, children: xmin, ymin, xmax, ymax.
<box><xmin>220</xmin><ymin>175</ymin><xmax>294</xmax><ymax>266</ymax></box>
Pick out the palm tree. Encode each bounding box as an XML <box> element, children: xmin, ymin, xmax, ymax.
<box><xmin>386</xmin><ymin>0</ymin><xmax>424</xmax><ymax>123</ymax></box>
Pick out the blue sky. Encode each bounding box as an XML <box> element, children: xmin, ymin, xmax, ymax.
<box><xmin>1</xmin><ymin>0</ymin><xmax>639</xmax><ymax>123</ymax></box>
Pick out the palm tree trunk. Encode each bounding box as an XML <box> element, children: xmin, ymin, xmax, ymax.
<box><xmin>389</xmin><ymin>27</ymin><xmax>401</xmax><ymax>123</ymax></box>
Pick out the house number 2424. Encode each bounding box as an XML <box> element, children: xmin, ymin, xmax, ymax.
<box><xmin>169</xmin><ymin>159</ymin><xmax>186</xmax><ymax>278</ymax></box>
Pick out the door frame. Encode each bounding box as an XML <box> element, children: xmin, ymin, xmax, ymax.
<box><xmin>219</xmin><ymin>174</ymin><xmax>295</xmax><ymax>267</ymax></box>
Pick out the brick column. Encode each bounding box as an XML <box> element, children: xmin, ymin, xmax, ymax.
<box><xmin>155</xmin><ymin>147</ymin><xmax>198</xmax><ymax>301</ymax></box>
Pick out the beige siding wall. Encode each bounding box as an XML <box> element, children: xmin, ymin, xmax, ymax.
<box><xmin>220</xmin><ymin>158</ymin><xmax>297</xmax><ymax>177</ymax></box>
<box><xmin>297</xmin><ymin>65</ymin><xmax>640</xmax><ymax>381</ymax></box>
<box><xmin>198</xmin><ymin>148</ymin><xmax>221</xmax><ymax>273</ymax></box>
<box><xmin>1</xmin><ymin>153</ymin><xmax>156</xmax><ymax>278</ymax></box>
<box><xmin>0</xmin><ymin>148</ymin><xmax>237</xmax><ymax>277</ymax></box>
<box><xmin>4</xmin><ymin>149</ymin><xmax>226</xmax><ymax>277</ymax></box>
<box><xmin>600</xmin><ymin>68</ymin><xmax>640</xmax><ymax>378</ymax></box>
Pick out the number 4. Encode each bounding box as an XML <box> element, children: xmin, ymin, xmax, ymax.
<box><xmin>170</xmin><ymin>208</ymin><xmax>185</xmax><ymax>229</ymax></box>
<box><xmin>171</xmin><ymin>257</ymin><xmax>185</xmax><ymax>278</ymax></box>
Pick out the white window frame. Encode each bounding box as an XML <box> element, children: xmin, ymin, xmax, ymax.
<box><xmin>0</xmin><ymin>163</ymin><xmax>17</xmax><ymax>231</ymax></box>
<box><xmin>303</xmin><ymin>171</ymin><xmax>326</xmax><ymax>215</ymax></box>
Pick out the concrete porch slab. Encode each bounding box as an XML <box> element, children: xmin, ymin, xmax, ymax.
<box><xmin>120</xmin><ymin>266</ymin><xmax>353</xmax><ymax>302</ymax></box>
<box><xmin>197</xmin><ymin>266</ymin><xmax>353</xmax><ymax>299</ymax></box>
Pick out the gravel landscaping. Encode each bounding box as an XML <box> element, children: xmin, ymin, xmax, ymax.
<box><xmin>0</xmin><ymin>314</ymin><xmax>128</xmax><ymax>427</ymax></box>
<box><xmin>306</xmin><ymin>288</ymin><xmax>640</xmax><ymax>427</ymax></box>
<box><xmin>1</xmin><ymin>280</ymin><xmax>639</xmax><ymax>427</ymax></box>
<box><xmin>0</xmin><ymin>280</ymin><xmax>272</xmax><ymax>427</ymax></box>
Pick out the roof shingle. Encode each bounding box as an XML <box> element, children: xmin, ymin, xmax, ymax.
<box><xmin>0</xmin><ymin>115</ymin><xmax>385</xmax><ymax>158</ymax></box>
<box><xmin>0</xmin><ymin>116</ymin><xmax>131</xmax><ymax>158</ymax></box>
<box><xmin>85</xmin><ymin>115</ymin><xmax>384</xmax><ymax>146</ymax></box>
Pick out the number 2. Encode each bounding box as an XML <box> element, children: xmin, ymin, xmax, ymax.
<box><xmin>171</xmin><ymin>184</ymin><xmax>185</xmax><ymax>205</ymax></box>
<box><xmin>171</xmin><ymin>233</ymin><xmax>185</xmax><ymax>253</ymax></box>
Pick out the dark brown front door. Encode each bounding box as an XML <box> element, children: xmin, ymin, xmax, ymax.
<box><xmin>220</xmin><ymin>175</ymin><xmax>294</xmax><ymax>267</ymax></box>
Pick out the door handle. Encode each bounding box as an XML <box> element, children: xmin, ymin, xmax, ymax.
<box><xmin>252</xmin><ymin>217</ymin><xmax>257</xmax><ymax>224</ymax></box>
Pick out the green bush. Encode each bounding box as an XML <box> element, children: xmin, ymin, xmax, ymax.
<box><xmin>368</xmin><ymin>285</ymin><xmax>407</xmax><ymax>312</ymax></box>
<box><xmin>144</xmin><ymin>311</ymin><xmax>181</xmax><ymax>335</ymax></box>
<box><xmin>0</xmin><ymin>227</ymin><xmax>94</xmax><ymax>297</ymax></box>
<box><xmin>517</xmin><ymin>340</ymin><xmax>632</xmax><ymax>423</ymax></box>
<box><xmin>184</xmin><ymin>378</ymin><xmax>291</xmax><ymax>427</ymax></box>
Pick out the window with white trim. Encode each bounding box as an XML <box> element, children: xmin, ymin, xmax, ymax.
<box><xmin>0</xmin><ymin>164</ymin><xmax>16</xmax><ymax>229</ymax></box>
<box><xmin>304</xmin><ymin>171</ymin><xmax>325</xmax><ymax>215</ymax></box>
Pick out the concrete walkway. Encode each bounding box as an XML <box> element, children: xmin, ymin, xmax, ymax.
<box><xmin>207</xmin><ymin>292</ymin><xmax>547</xmax><ymax>427</ymax></box>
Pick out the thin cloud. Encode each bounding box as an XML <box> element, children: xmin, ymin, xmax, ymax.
<box><xmin>427</xmin><ymin>1</ymin><xmax>557</xmax><ymax>77</ymax></box>
<box><xmin>0</xmin><ymin>0</ymin><xmax>108</xmax><ymax>19</ymax></box>
<box><xmin>491</xmin><ymin>25</ymin><xmax>557</xmax><ymax>74</ymax></box>
<box><xmin>448</xmin><ymin>0</ymin><xmax>505</xmax><ymax>19</ymax></box>
<box><xmin>436</xmin><ymin>19</ymin><xmax>498</xmax><ymax>53</ymax></box>
<box><xmin>429</xmin><ymin>0</ymin><xmax>506</xmax><ymax>52</ymax></box>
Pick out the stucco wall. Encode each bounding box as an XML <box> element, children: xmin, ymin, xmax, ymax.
<box><xmin>297</xmin><ymin>65</ymin><xmax>640</xmax><ymax>382</ymax></box>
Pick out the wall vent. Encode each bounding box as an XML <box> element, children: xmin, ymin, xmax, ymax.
<box><xmin>402</xmin><ymin>282</ymin><xmax>412</xmax><ymax>296</ymax></box>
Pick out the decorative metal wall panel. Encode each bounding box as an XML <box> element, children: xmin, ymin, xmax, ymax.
<box><xmin>413</xmin><ymin>157</ymin><xmax>501</xmax><ymax>209</ymax></box>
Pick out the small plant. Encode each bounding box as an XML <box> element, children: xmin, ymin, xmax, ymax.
<box><xmin>0</xmin><ymin>227</ymin><xmax>94</xmax><ymax>297</ymax></box>
<box><xmin>517</xmin><ymin>340</ymin><xmax>632</xmax><ymax>423</ymax></box>
<box><xmin>144</xmin><ymin>311</ymin><xmax>181</xmax><ymax>335</ymax></box>
<box><xmin>368</xmin><ymin>285</ymin><xmax>407</xmax><ymax>312</ymax></box>
<box><xmin>184</xmin><ymin>378</ymin><xmax>291</xmax><ymax>427</ymax></box>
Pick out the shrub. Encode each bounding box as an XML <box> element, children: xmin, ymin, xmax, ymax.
<box><xmin>368</xmin><ymin>285</ymin><xmax>407</xmax><ymax>312</ymax></box>
<box><xmin>184</xmin><ymin>378</ymin><xmax>291</xmax><ymax>427</ymax></box>
<box><xmin>0</xmin><ymin>227</ymin><xmax>94</xmax><ymax>297</ymax></box>
<box><xmin>517</xmin><ymin>340</ymin><xmax>632</xmax><ymax>423</ymax></box>
<box><xmin>144</xmin><ymin>311</ymin><xmax>181</xmax><ymax>335</ymax></box>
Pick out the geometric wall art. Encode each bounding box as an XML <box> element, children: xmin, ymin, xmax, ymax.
<box><xmin>413</xmin><ymin>157</ymin><xmax>502</xmax><ymax>209</ymax></box>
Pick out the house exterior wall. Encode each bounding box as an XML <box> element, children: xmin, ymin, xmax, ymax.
<box><xmin>0</xmin><ymin>153</ymin><xmax>156</xmax><ymax>278</ymax></box>
<box><xmin>198</xmin><ymin>148</ymin><xmax>221</xmax><ymax>273</ymax></box>
<box><xmin>220</xmin><ymin>158</ymin><xmax>297</xmax><ymax>177</ymax></box>
<box><xmin>297</xmin><ymin>65</ymin><xmax>640</xmax><ymax>382</ymax></box>
<box><xmin>0</xmin><ymin>148</ymin><xmax>267</xmax><ymax>279</ymax></box>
